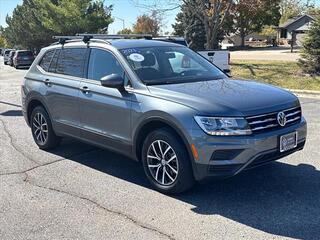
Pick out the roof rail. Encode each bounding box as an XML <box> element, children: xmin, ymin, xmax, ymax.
<box><xmin>76</xmin><ymin>33</ymin><xmax>153</xmax><ymax>40</ymax></box>
<box><xmin>52</xmin><ymin>35</ymin><xmax>111</xmax><ymax>45</ymax></box>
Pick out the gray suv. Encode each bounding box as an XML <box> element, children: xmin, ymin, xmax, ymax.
<box><xmin>21</xmin><ymin>37</ymin><xmax>307</xmax><ymax>194</ymax></box>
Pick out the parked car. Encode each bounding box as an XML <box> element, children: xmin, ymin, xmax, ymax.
<box><xmin>8</xmin><ymin>50</ymin><xmax>16</xmax><ymax>66</ymax></box>
<box><xmin>21</xmin><ymin>36</ymin><xmax>307</xmax><ymax>194</ymax></box>
<box><xmin>3</xmin><ymin>49</ymin><xmax>14</xmax><ymax>65</ymax></box>
<box><xmin>13</xmin><ymin>50</ymin><xmax>35</xmax><ymax>68</ymax></box>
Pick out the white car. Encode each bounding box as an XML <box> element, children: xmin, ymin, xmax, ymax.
<box><xmin>153</xmin><ymin>37</ymin><xmax>230</xmax><ymax>73</ymax></box>
<box><xmin>3</xmin><ymin>49</ymin><xmax>14</xmax><ymax>65</ymax></box>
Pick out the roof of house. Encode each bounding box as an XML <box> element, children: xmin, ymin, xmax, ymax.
<box><xmin>279</xmin><ymin>14</ymin><xmax>315</xmax><ymax>29</ymax></box>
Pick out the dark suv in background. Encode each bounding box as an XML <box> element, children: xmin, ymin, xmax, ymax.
<box><xmin>21</xmin><ymin>35</ymin><xmax>307</xmax><ymax>194</ymax></box>
<box><xmin>13</xmin><ymin>50</ymin><xmax>35</xmax><ymax>68</ymax></box>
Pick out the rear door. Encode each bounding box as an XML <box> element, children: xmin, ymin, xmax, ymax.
<box><xmin>79</xmin><ymin>48</ymin><xmax>133</xmax><ymax>153</ymax></box>
<box><xmin>40</xmin><ymin>47</ymin><xmax>87</xmax><ymax>137</ymax></box>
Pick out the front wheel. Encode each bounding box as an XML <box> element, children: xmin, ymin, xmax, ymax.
<box><xmin>142</xmin><ymin>128</ymin><xmax>195</xmax><ymax>194</ymax></box>
<box><xmin>30</xmin><ymin>106</ymin><xmax>61</xmax><ymax>150</ymax></box>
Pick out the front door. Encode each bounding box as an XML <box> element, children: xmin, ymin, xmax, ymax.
<box><xmin>79</xmin><ymin>48</ymin><xmax>133</xmax><ymax>154</ymax></box>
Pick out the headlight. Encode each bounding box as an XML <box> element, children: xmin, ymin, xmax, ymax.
<box><xmin>194</xmin><ymin>116</ymin><xmax>252</xmax><ymax>136</ymax></box>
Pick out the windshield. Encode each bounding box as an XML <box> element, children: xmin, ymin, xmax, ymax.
<box><xmin>120</xmin><ymin>46</ymin><xmax>226</xmax><ymax>85</ymax></box>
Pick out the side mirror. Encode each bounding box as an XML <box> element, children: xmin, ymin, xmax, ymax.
<box><xmin>223</xmin><ymin>69</ymin><xmax>232</xmax><ymax>77</ymax></box>
<box><xmin>100</xmin><ymin>74</ymin><xmax>125</xmax><ymax>90</ymax></box>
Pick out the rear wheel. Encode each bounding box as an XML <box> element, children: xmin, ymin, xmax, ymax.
<box><xmin>30</xmin><ymin>106</ymin><xmax>61</xmax><ymax>150</ymax></box>
<box><xmin>142</xmin><ymin>128</ymin><xmax>195</xmax><ymax>194</ymax></box>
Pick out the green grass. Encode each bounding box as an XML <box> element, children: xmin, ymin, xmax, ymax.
<box><xmin>231</xmin><ymin>60</ymin><xmax>320</xmax><ymax>91</ymax></box>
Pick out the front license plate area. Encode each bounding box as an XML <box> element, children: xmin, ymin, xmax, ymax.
<box><xmin>280</xmin><ymin>132</ymin><xmax>298</xmax><ymax>153</ymax></box>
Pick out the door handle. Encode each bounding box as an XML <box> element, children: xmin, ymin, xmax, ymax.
<box><xmin>44</xmin><ymin>79</ymin><xmax>51</xmax><ymax>86</ymax></box>
<box><xmin>80</xmin><ymin>86</ymin><xmax>90</xmax><ymax>94</ymax></box>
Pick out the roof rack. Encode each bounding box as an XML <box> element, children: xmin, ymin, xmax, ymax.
<box><xmin>76</xmin><ymin>33</ymin><xmax>153</xmax><ymax>40</ymax></box>
<box><xmin>51</xmin><ymin>33</ymin><xmax>154</xmax><ymax>46</ymax></box>
<box><xmin>52</xmin><ymin>35</ymin><xmax>110</xmax><ymax>46</ymax></box>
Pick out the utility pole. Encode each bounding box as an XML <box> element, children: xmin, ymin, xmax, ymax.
<box><xmin>114</xmin><ymin>16</ymin><xmax>125</xmax><ymax>30</ymax></box>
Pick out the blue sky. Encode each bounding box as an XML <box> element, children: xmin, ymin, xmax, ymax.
<box><xmin>0</xmin><ymin>0</ymin><xmax>179</xmax><ymax>34</ymax></box>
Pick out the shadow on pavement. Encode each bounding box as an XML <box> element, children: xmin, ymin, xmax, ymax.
<box><xmin>51</xmin><ymin>139</ymin><xmax>319</xmax><ymax>240</ymax></box>
<box><xmin>0</xmin><ymin>110</ymin><xmax>23</xmax><ymax>116</ymax></box>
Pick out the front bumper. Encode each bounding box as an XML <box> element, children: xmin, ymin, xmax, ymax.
<box><xmin>190</xmin><ymin>117</ymin><xmax>307</xmax><ymax>181</ymax></box>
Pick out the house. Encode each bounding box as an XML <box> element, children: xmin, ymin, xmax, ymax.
<box><xmin>277</xmin><ymin>14</ymin><xmax>315</xmax><ymax>46</ymax></box>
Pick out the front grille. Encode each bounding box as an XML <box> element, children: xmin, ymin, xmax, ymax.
<box><xmin>246</xmin><ymin>106</ymin><xmax>301</xmax><ymax>133</ymax></box>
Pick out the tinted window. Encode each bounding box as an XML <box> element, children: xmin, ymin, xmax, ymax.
<box><xmin>39</xmin><ymin>50</ymin><xmax>55</xmax><ymax>72</ymax></box>
<box><xmin>18</xmin><ymin>51</ymin><xmax>33</xmax><ymax>57</ymax></box>
<box><xmin>48</xmin><ymin>49</ymin><xmax>60</xmax><ymax>73</ymax></box>
<box><xmin>56</xmin><ymin>48</ymin><xmax>87</xmax><ymax>78</ymax></box>
<box><xmin>88</xmin><ymin>49</ymin><xmax>124</xmax><ymax>81</ymax></box>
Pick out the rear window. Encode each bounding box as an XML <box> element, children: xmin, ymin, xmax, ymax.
<box><xmin>18</xmin><ymin>51</ymin><xmax>33</xmax><ymax>57</ymax></box>
<box><xmin>39</xmin><ymin>50</ymin><xmax>55</xmax><ymax>72</ymax></box>
<box><xmin>56</xmin><ymin>48</ymin><xmax>87</xmax><ymax>78</ymax></box>
<box><xmin>5</xmin><ymin>50</ymin><xmax>12</xmax><ymax>55</ymax></box>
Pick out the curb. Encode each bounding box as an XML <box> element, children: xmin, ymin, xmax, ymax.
<box><xmin>287</xmin><ymin>89</ymin><xmax>320</xmax><ymax>99</ymax></box>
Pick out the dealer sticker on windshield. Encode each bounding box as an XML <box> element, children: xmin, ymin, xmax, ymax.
<box><xmin>129</xmin><ymin>53</ymin><xmax>145</xmax><ymax>62</ymax></box>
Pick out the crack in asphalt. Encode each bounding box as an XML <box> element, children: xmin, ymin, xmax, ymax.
<box><xmin>0</xmin><ymin>148</ymin><xmax>97</xmax><ymax>177</ymax></box>
<box><xmin>0</xmin><ymin>117</ymin><xmax>40</xmax><ymax>165</ymax></box>
<box><xmin>24</xmin><ymin>172</ymin><xmax>175</xmax><ymax>240</ymax></box>
<box><xmin>0</xmin><ymin>137</ymin><xmax>175</xmax><ymax>239</ymax></box>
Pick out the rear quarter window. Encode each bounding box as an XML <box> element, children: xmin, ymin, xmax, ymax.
<box><xmin>39</xmin><ymin>50</ymin><xmax>55</xmax><ymax>72</ymax></box>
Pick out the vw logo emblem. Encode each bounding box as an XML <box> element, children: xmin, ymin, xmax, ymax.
<box><xmin>277</xmin><ymin>112</ymin><xmax>287</xmax><ymax>127</ymax></box>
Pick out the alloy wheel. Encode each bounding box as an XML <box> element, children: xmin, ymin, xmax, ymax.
<box><xmin>147</xmin><ymin>140</ymin><xmax>179</xmax><ymax>186</ymax></box>
<box><xmin>32</xmin><ymin>112</ymin><xmax>48</xmax><ymax>145</ymax></box>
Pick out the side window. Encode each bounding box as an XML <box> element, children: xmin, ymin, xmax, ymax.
<box><xmin>39</xmin><ymin>50</ymin><xmax>55</xmax><ymax>72</ymax></box>
<box><xmin>48</xmin><ymin>49</ymin><xmax>60</xmax><ymax>73</ymax></box>
<box><xmin>56</xmin><ymin>48</ymin><xmax>87</xmax><ymax>78</ymax></box>
<box><xmin>88</xmin><ymin>49</ymin><xmax>124</xmax><ymax>81</ymax></box>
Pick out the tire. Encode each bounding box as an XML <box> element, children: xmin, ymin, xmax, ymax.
<box><xmin>4</xmin><ymin>62</ymin><xmax>7</xmax><ymax>65</ymax></box>
<box><xmin>142</xmin><ymin>127</ymin><xmax>195</xmax><ymax>194</ymax></box>
<box><xmin>30</xmin><ymin>106</ymin><xmax>61</xmax><ymax>150</ymax></box>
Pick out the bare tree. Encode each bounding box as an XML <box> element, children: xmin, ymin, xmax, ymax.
<box><xmin>132</xmin><ymin>0</ymin><xmax>233</xmax><ymax>49</ymax></box>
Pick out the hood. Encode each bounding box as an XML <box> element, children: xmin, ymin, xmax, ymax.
<box><xmin>147</xmin><ymin>79</ymin><xmax>299</xmax><ymax>116</ymax></box>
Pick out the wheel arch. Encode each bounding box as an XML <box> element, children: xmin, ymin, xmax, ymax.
<box><xmin>26</xmin><ymin>97</ymin><xmax>51</xmax><ymax>125</ymax></box>
<box><xmin>133</xmin><ymin>117</ymin><xmax>193</xmax><ymax>164</ymax></box>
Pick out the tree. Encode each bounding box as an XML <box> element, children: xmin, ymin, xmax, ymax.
<box><xmin>0</xmin><ymin>36</ymin><xmax>8</xmax><ymax>48</ymax></box>
<box><xmin>133</xmin><ymin>13</ymin><xmax>160</xmax><ymax>36</ymax></box>
<box><xmin>134</xmin><ymin>0</ymin><xmax>233</xmax><ymax>49</ymax></box>
<box><xmin>184</xmin><ymin>0</ymin><xmax>233</xmax><ymax>49</ymax></box>
<box><xmin>117</xmin><ymin>28</ymin><xmax>133</xmax><ymax>34</ymax></box>
<box><xmin>299</xmin><ymin>16</ymin><xmax>320</xmax><ymax>75</ymax></box>
<box><xmin>233</xmin><ymin>0</ymin><xmax>281</xmax><ymax>47</ymax></box>
<box><xmin>280</xmin><ymin>0</ymin><xmax>318</xmax><ymax>23</ymax></box>
<box><xmin>3</xmin><ymin>0</ymin><xmax>113</xmax><ymax>50</ymax></box>
<box><xmin>172</xmin><ymin>2</ymin><xmax>206</xmax><ymax>50</ymax></box>
<box><xmin>37</xmin><ymin>0</ymin><xmax>113</xmax><ymax>35</ymax></box>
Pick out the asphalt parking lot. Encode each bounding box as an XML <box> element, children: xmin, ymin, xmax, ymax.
<box><xmin>0</xmin><ymin>57</ymin><xmax>320</xmax><ymax>240</ymax></box>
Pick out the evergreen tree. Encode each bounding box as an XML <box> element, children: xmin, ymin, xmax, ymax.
<box><xmin>172</xmin><ymin>2</ymin><xmax>206</xmax><ymax>50</ymax></box>
<box><xmin>3</xmin><ymin>0</ymin><xmax>113</xmax><ymax>50</ymax></box>
<box><xmin>299</xmin><ymin>16</ymin><xmax>320</xmax><ymax>75</ymax></box>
